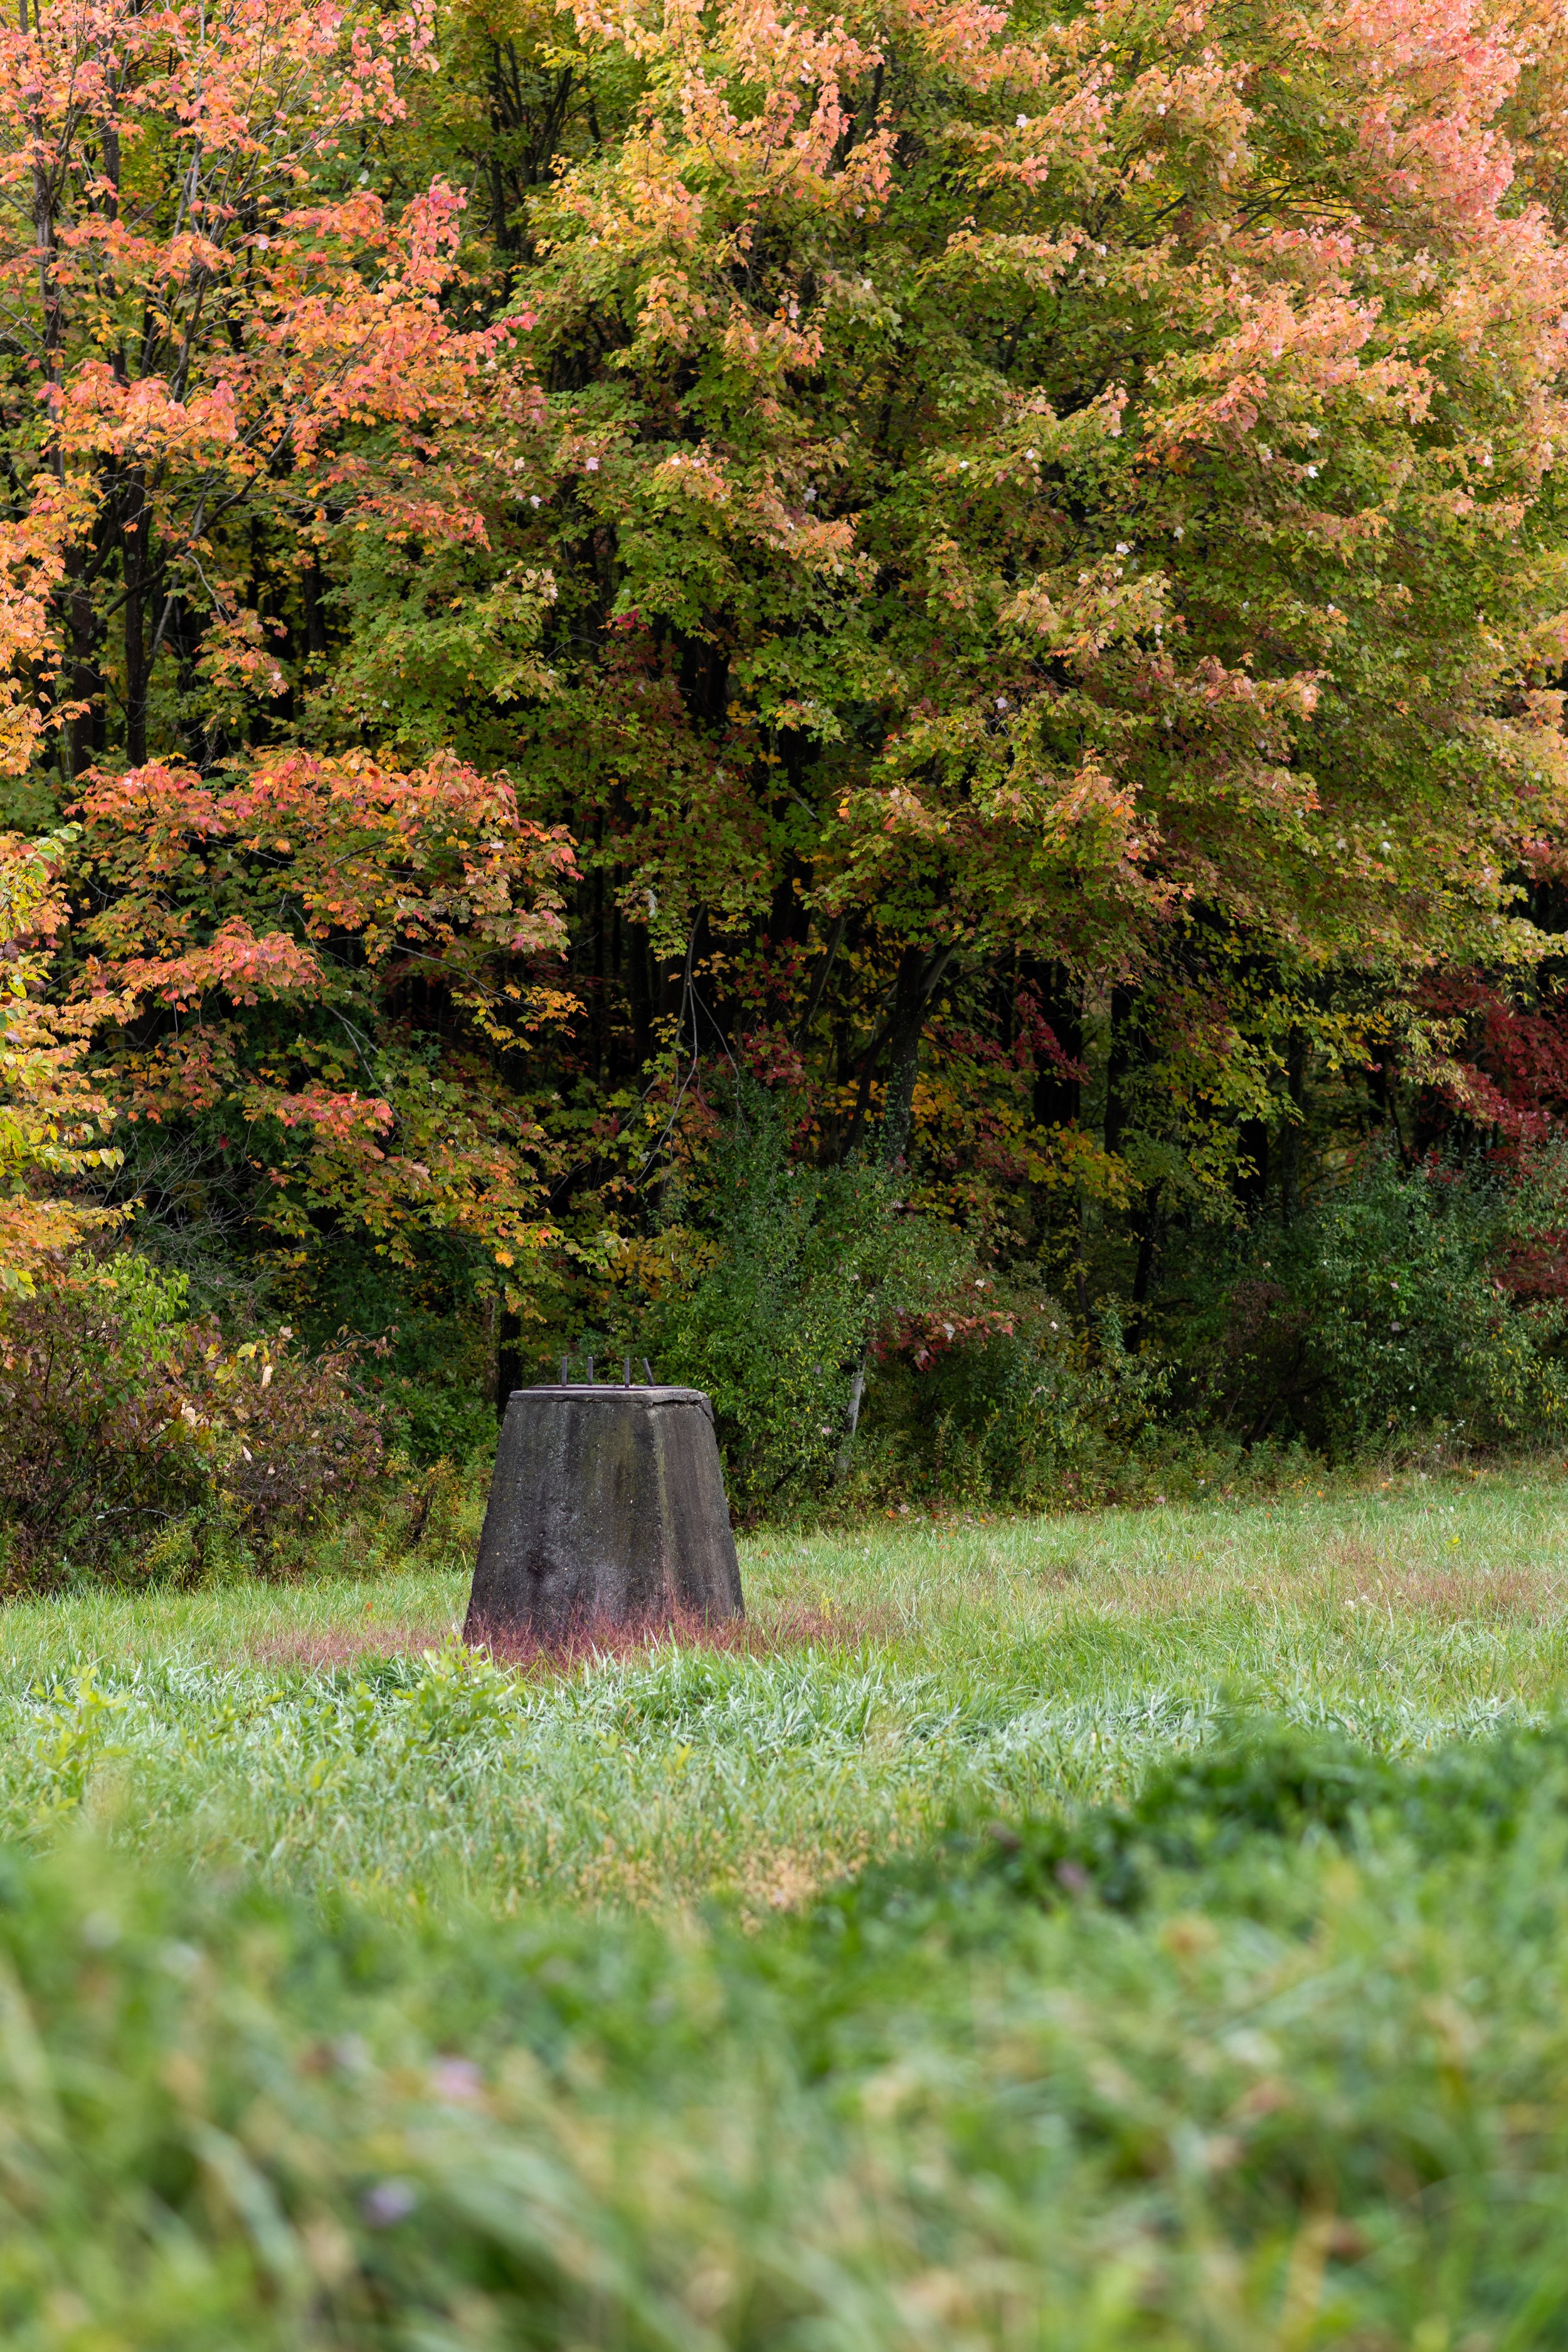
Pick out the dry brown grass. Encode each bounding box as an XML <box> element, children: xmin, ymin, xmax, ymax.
<box><xmin>245</xmin><ymin>1617</ymin><xmax>455</xmax><ymax>1673</ymax></box>
<box><xmin>1317</xmin><ymin>1535</ymin><xmax>1558</xmax><ymax>1619</ymax></box>
<box><xmin>729</xmin><ymin>1835</ymin><xmax>875</xmax><ymax>1929</ymax></box>
<box><xmin>1066</xmin><ymin>1534</ymin><xmax>1565</xmax><ymax>1624</ymax></box>
<box><xmin>243</xmin><ymin>1598</ymin><xmax>901</xmax><ymax>1677</ymax></box>
<box><xmin>565</xmin><ymin>1825</ymin><xmax>877</xmax><ymax>1919</ymax></box>
<box><xmin>1321</xmin><ymin>1547</ymin><xmax>1552</xmax><ymax>1621</ymax></box>
<box><xmin>469</xmin><ymin>1597</ymin><xmax>903</xmax><ymax>1674</ymax></box>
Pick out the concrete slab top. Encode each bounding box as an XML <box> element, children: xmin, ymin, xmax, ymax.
<box><xmin>510</xmin><ymin>1385</ymin><xmax>713</xmax><ymax>1406</ymax></box>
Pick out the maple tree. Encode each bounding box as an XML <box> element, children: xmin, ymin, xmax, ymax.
<box><xmin>402</xmin><ymin>0</ymin><xmax>1567</xmax><ymax>1353</ymax></box>
<box><xmin>0</xmin><ymin>0</ymin><xmax>502</xmax><ymax>780</ymax></box>
<box><xmin>0</xmin><ymin>0</ymin><xmax>578</xmax><ymax>1319</ymax></box>
<box><xmin>75</xmin><ymin>750</ymin><xmax>575</xmax><ymax>1274</ymax></box>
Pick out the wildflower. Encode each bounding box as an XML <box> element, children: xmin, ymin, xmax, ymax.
<box><xmin>362</xmin><ymin>2181</ymin><xmax>419</xmax><ymax>2227</ymax></box>
<box><xmin>431</xmin><ymin>2058</ymin><xmax>484</xmax><ymax>2103</ymax></box>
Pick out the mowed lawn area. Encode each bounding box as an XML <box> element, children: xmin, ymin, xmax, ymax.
<box><xmin>7</xmin><ymin>1468</ymin><xmax>1568</xmax><ymax>2348</ymax></box>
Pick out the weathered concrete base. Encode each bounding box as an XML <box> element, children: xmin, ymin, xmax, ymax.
<box><xmin>464</xmin><ymin>1385</ymin><xmax>743</xmax><ymax>1645</ymax></box>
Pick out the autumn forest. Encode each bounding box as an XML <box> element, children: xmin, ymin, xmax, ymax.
<box><xmin>6</xmin><ymin>0</ymin><xmax>1568</xmax><ymax>1565</ymax></box>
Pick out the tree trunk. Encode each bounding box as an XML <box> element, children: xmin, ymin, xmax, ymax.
<box><xmin>879</xmin><ymin>942</ymin><xmax>953</xmax><ymax>1167</ymax></box>
<box><xmin>495</xmin><ymin>1306</ymin><xmax>522</xmax><ymax>1421</ymax></box>
<box><xmin>833</xmin><ymin>1357</ymin><xmax>867</xmax><ymax>1480</ymax></box>
<box><xmin>835</xmin><ymin>940</ymin><xmax>953</xmax><ymax>1475</ymax></box>
<box><xmin>628</xmin><ymin>920</ymin><xmax>652</xmax><ymax>1071</ymax></box>
<box><xmin>1131</xmin><ymin>1190</ymin><xmax>1162</xmax><ymax>1308</ymax></box>
<box><xmin>1103</xmin><ymin>984</ymin><xmax>1136</xmax><ymax>1158</ymax></box>
<box><xmin>303</xmin><ymin>553</ymin><xmax>329</xmax><ymax>670</ymax></box>
<box><xmin>1280</xmin><ymin>1025</ymin><xmax>1306</xmax><ymax>1223</ymax></box>
<box><xmin>792</xmin><ymin>909</ymin><xmax>846</xmax><ymax>1048</ymax></box>
<box><xmin>1237</xmin><ymin>1119</ymin><xmax>1269</xmax><ymax>1216</ymax></box>
<box><xmin>1024</xmin><ymin>960</ymin><xmax>1083</xmax><ymax>1128</ymax></box>
<box><xmin>65</xmin><ymin>545</ymin><xmax>100</xmax><ymax>776</ymax></box>
<box><xmin>122</xmin><ymin>468</ymin><xmax>152</xmax><ymax>768</ymax></box>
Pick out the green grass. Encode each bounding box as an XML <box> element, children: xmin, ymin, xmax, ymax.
<box><xmin>4</xmin><ymin>1465</ymin><xmax>1568</xmax><ymax>2346</ymax></box>
<box><xmin>5</xmin><ymin>1465</ymin><xmax>1565</xmax><ymax>1910</ymax></box>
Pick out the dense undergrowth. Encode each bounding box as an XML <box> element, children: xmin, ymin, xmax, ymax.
<box><xmin>8</xmin><ymin>1137</ymin><xmax>1568</xmax><ymax>1588</ymax></box>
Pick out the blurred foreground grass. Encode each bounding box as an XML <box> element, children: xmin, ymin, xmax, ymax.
<box><xmin>4</xmin><ymin>1466</ymin><xmax>1568</xmax><ymax>2346</ymax></box>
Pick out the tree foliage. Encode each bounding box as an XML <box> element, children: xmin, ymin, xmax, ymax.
<box><xmin>0</xmin><ymin>0</ymin><xmax>1567</xmax><ymax>1490</ymax></box>
<box><xmin>0</xmin><ymin>827</ymin><xmax>119</xmax><ymax>1290</ymax></box>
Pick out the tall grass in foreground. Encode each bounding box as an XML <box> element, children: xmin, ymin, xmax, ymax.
<box><xmin>8</xmin><ymin>1716</ymin><xmax>1568</xmax><ymax>2348</ymax></box>
<box><xmin>0</xmin><ymin>1468</ymin><xmax>1567</xmax><ymax>2344</ymax></box>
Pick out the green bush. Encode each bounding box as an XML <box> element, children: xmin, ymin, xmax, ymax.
<box><xmin>919</xmin><ymin>1716</ymin><xmax>1568</xmax><ymax>1915</ymax></box>
<box><xmin>296</xmin><ymin>1251</ymin><xmax>499</xmax><ymax>1467</ymax></box>
<box><xmin>861</xmin><ymin>1303</ymin><xmax>1172</xmax><ymax>1508</ymax></box>
<box><xmin>371</xmin><ymin>1325</ymin><xmax>497</xmax><ymax>1468</ymax></box>
<box><xmin>575</xmin><ymin>1114</ymin><xmax>1568</xmax><ymax>1507</ymax></box>
<box><xmin>1179</xmin><ymin>1147</ymin><xmax>1568</xmax><ymax>1458</ymax></box>
<box><xmin>638</xmin><ymin>1094</ymin><xmax>969</xmax><ymax>1511</ymax></box>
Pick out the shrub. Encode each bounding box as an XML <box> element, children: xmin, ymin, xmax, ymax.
<box><xmin>861</xmin><ymin>1303</ymin><xmax>1172</xmax><ymax>1508</ymax></box>
<box><xmin>1179</xmin><ymin>1146</ymin><xmax>1568</xmax><ymax>1458</ymax></box>
<box><xmin>0</xmin><ymin>1253</ymin><xmax>384</xmax><ymax>1585</ymax></box>
<box><xmin>634</xmin><ymin>1093</ymin><xmax>971</xmax><ymax>1512</ymax></box>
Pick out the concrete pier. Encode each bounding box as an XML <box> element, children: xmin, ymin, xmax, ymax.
<box><xmin>464</xmin><ymin>1384</ymin><xmax>743</xmax><ymax>1644</ymax></box>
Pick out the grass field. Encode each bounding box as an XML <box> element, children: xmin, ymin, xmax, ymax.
<box><xmin>6</xmin><ymin>1465</ymin><xmax>1568</xmax><ymax>2346</ymax></box>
